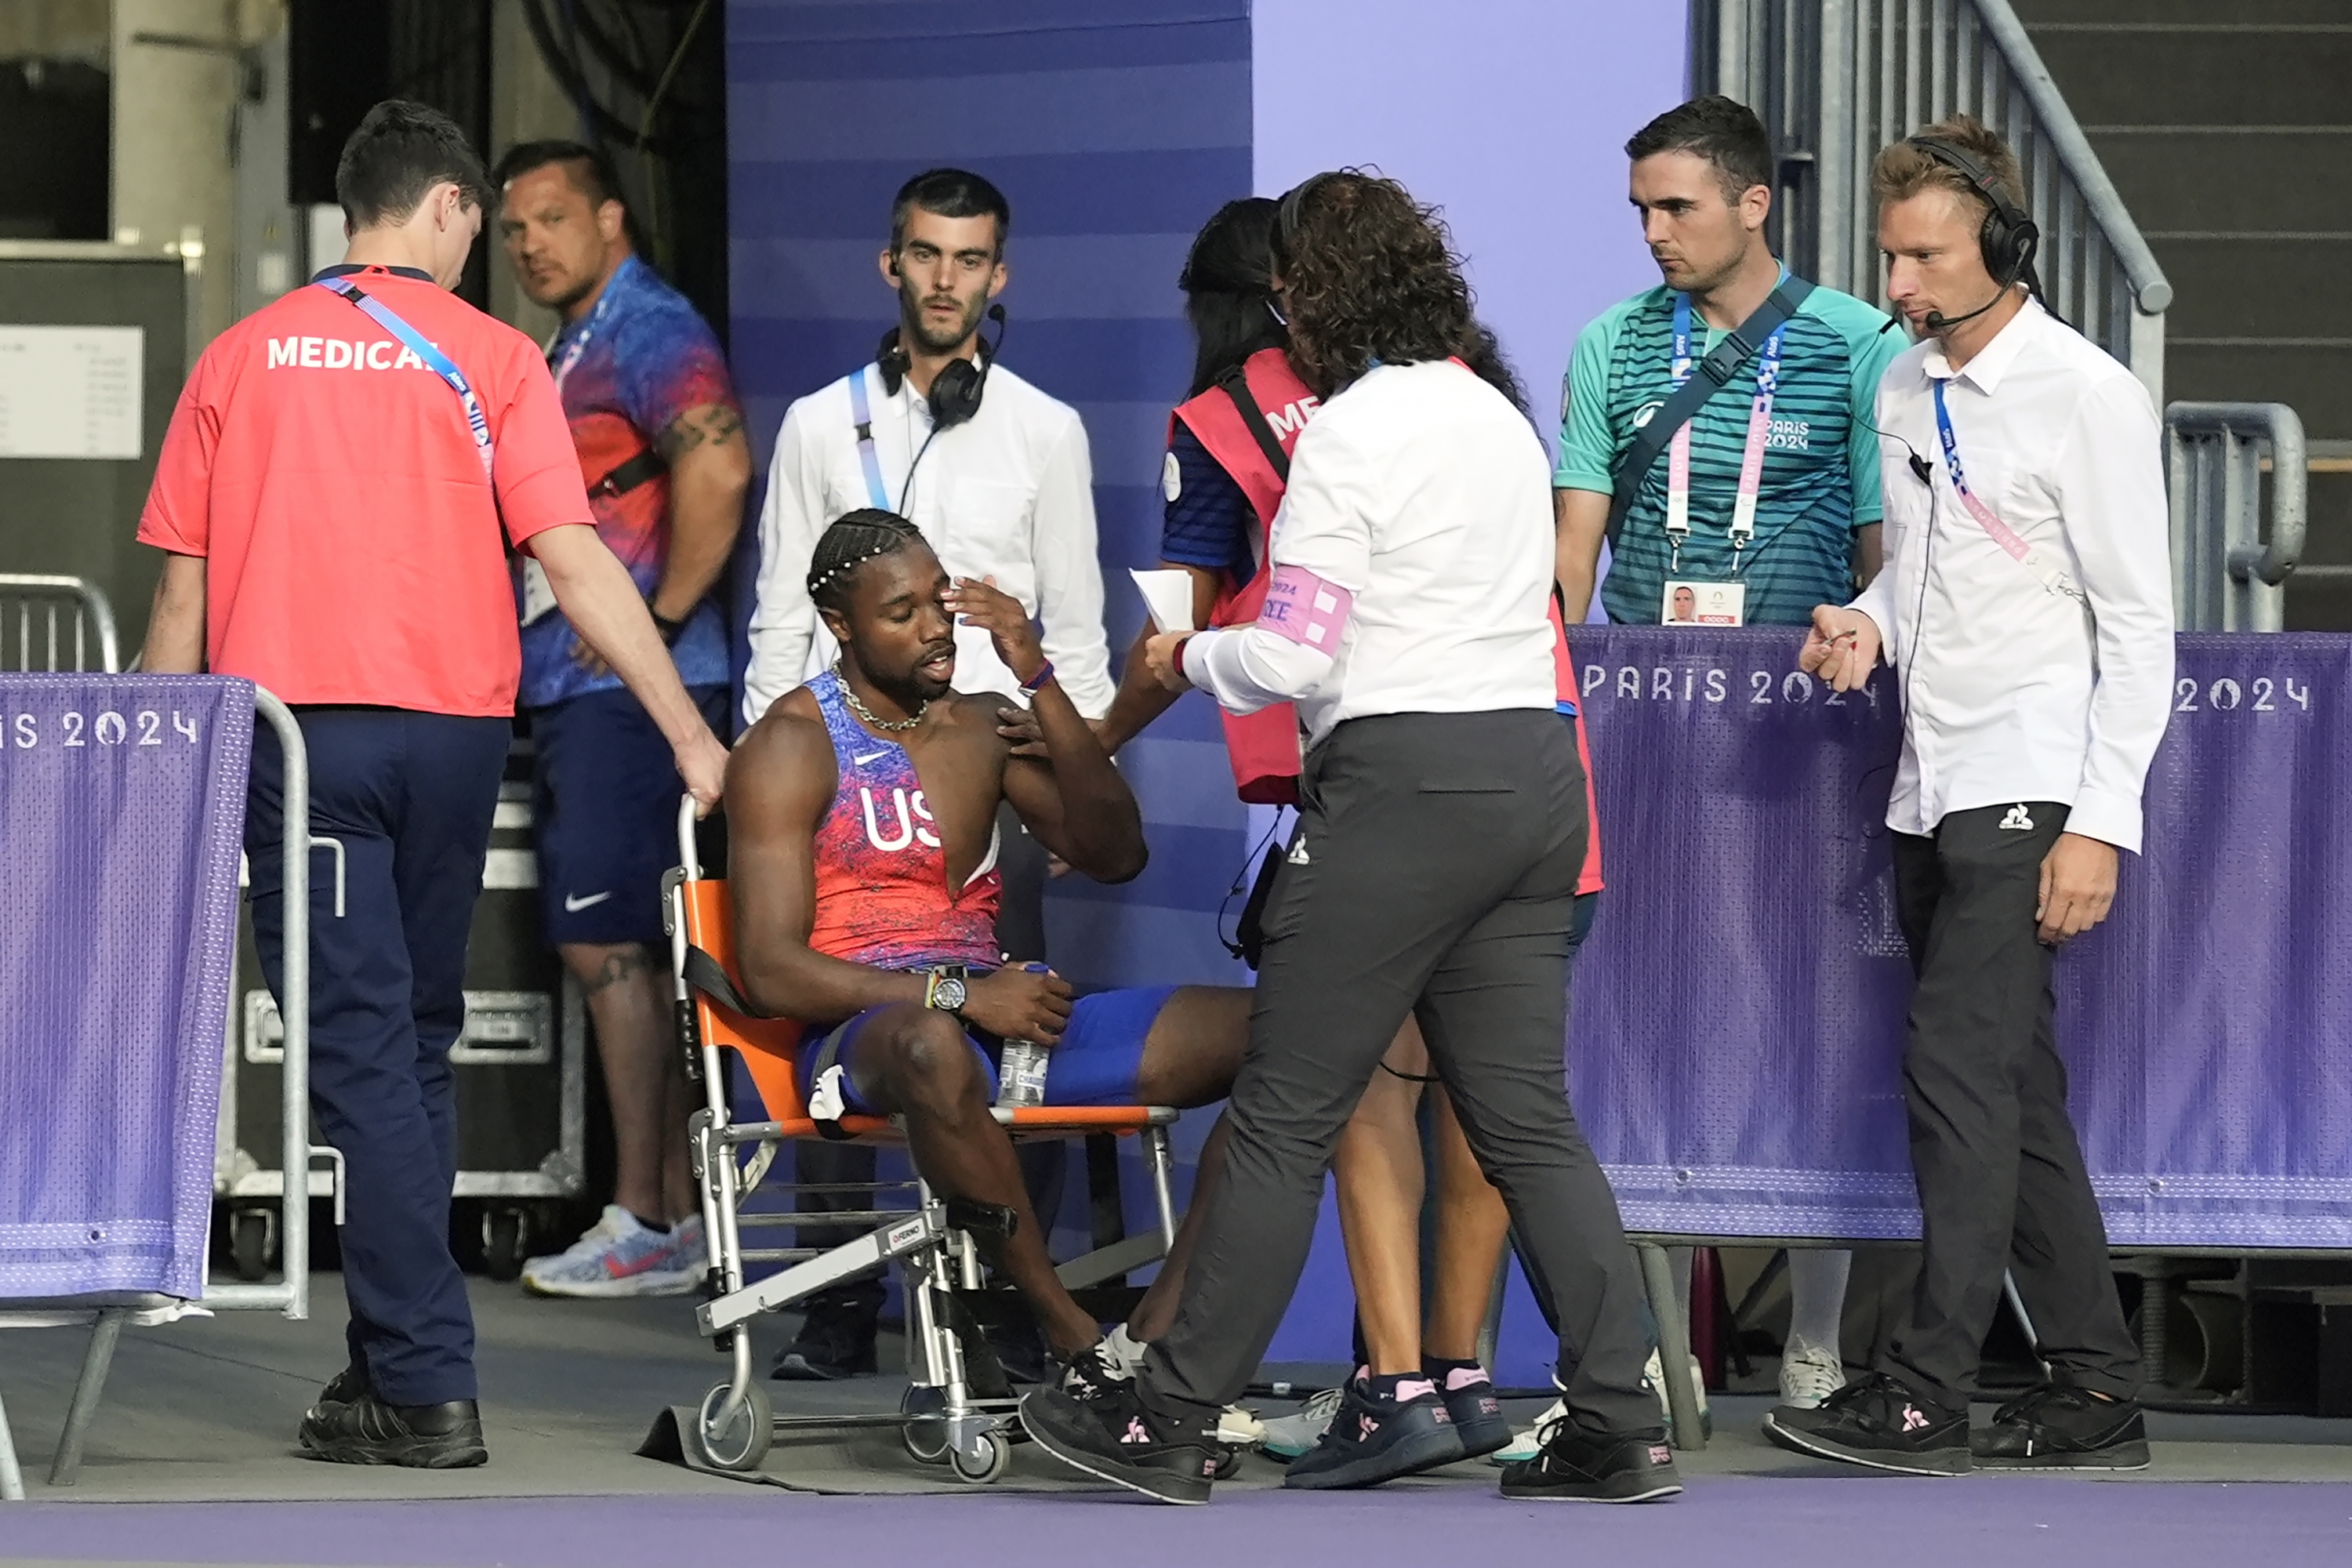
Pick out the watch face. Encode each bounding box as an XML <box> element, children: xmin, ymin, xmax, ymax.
<box><xmin>934</xmin><ymin>978</ymin><xmax>967</xmax><ymax>1011</ymax></box>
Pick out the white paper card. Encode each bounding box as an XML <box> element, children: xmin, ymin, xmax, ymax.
<box><xmin>1130</xmin><ymin>568</ymin><xmax>1195</xmax><ymax>634</ymax></box>
<box><xmin>0</xmin><ymin>326</ymin><xmax>143</xmax><ymax>460</ymax></box>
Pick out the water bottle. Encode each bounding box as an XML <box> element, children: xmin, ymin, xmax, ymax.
<box><xmin>996</xmin><ymin>1037</ymin><xmax>1049</xmax><ymax>1109</ymax></box>
<box><xmin>993</xmin><ymin>963</ymin><xmax>1053</xmax><ymax>1109</ymax></box>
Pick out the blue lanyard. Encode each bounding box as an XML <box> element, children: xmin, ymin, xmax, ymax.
<box><xmin>1930</xmin><ymin>380</ymin><xmax>2078</xmax><ymax>601</ymax></box>
<box><xmin>844</xmin><ymin>367</ymin><xmax>891</xmax><ymax>511</ymax></box>
<box><xmin>314</xmin><ymin>278</ymin><xmax>493</xmax><ymax>477</ymax></box>
<box><xmin>1668</xmin><ymin>292</ymin><xmax>1789</xmax><ymax>397</ymax></box>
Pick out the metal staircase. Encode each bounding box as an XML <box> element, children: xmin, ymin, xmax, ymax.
<box><xmin>1690</xmin><ymin>0</ymin><xmax>2320</xmax><ymax>630</ymax></box>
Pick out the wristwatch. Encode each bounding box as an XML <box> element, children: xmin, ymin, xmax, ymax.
<box><xmin>924</xmin><ymin>964</ymin><xmax>969</xmax><ymax>1014</ymax></box>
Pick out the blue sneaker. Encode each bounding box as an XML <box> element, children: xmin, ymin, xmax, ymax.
<box><xmin>1282</xmin><ymin>1372</ymin><xmax>1463</xmax><ymax>1490</ymax></box>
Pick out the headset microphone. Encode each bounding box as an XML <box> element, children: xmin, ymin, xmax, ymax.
<box><xmin>1923</xmin><ymin>292</ymin><xmax>2009</xmax><ymax>335</ymax></box>
<box><xmin>1905</xmin><ymin>134</ymin><xmax>2047</xmax><ymax>339</ymax></box>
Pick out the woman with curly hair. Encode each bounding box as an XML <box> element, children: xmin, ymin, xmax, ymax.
<box><xmin>1019</xmin><ymin>172</ymin><xmax>1677</xmax><ymax>1508</ymax></box>
<box><xmin>1090</xmin><ymin>193</ymin><xmax>1611</xmax><ymax>1490</ymax></box>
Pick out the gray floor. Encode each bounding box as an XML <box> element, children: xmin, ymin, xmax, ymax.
<box><xmin>4</xmin><ymin>1273</ymin><xmax>2349</xmax><ymax>1503</ymax></box>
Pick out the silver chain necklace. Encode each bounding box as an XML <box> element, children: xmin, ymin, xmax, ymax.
<box><xmin>838</xmin><ymin>666</ymin><xmax>927</xmax><ymax>731</ymax></box>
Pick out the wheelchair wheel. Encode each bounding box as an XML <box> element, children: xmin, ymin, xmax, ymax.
<box><xmin>694</xmin><ymin>1380</ymin><xmax>773</xmax><ymax>1472</ymax></box>
<box><xmin>902</xmin><ymin>1418</ymin><xmax>950</xmax><ymax>1465</ymax></box>
<box><xmin>949</xmin><ymin>1428</ymin><xmax>1012</xmax><ymax>1485</ymax></box>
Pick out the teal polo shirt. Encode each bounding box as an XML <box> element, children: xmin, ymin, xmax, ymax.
<box><xmin>1555</xmin><ymin>278</ymin><xmax>1903</xmax><ymax>626</ymax></box>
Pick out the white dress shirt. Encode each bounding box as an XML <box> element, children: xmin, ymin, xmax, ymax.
<box><xmin>743</xmin><ymin>360</ymin><xmax>1115</xmax><ymax>724</ymax></box>
<box><xmin>1185</xmin><ymin>359</ymin><xmax>1555</xmax><ymax>746</ymax></box>
<box><xmin>1851</xmin><ymin>298</ymin><xmax>2173</xmax><ymax>853</ymax></box>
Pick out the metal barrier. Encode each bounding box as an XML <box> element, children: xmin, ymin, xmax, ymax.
<box><xmin>2166</xmin><ymin>403</ymin><xmax>2307</xmax><ymax>633</ymax></box>
<box><xmin>204</xmin><ymin>685</ymin><xmax>316</xmax><ymax>1326</ymax></box>
<box><xmin>0</xmin><ymin>680</ymin><xmax>311</xmax><ymax>1499</ymax></box>
<box><xmin>0</xmin><ymin>575</ymin><xmax>121</xmax><ymax>674</ymax></box>
<box><xmin>1691</xmin><ymin>0</ymin><xmax>2172</xmax><ymax>408</ymax></box>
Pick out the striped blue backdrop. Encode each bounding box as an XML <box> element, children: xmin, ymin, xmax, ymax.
<box><xmin>726</xmin><ymin>0</ymin><xmax>1260</xmax><ymax>1000</ymax></box>
<box><xmin>724</xmin><ymin>0</ymin><xmax>1263</xmax><ymax>1328</ymax></box>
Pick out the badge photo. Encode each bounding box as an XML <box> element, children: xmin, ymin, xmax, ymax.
<box><xmin>1662</xmin><ymin>579</ymin><xmax>1745</xmax><ymax>626</ymax></box>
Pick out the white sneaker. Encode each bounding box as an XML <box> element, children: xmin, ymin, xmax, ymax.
<box><xmin>1257</xmin><ymin>1385</ymin><xmax>1344</xmax><ymax>1458</ymax></box>
<box><xmin>520</xmin><ymin>1204</ymin><xmax>701</xmax><ymax>1298</ymax></box>
<box><xmin>1217</xmin><ymin>1404</ymin><xmax>1266</xmax><ymax>1446</ymax></box>
<box><xmin>1642</xmin><ymin>1348</ymin><xmax>1713</xmax><ymax>1440</ymax></box>
<box><xmin>1490</xmin><ymin>1395</ymin><xmax>1566</xmax><ymax>1465</ymax></box>
<box><xmin>1777</xmin><ymin>1341</ymin><xmax>1847</xmax><ymax>1409</ymax></box>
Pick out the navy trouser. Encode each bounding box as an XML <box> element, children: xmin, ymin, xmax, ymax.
<box><xmin>247</xmin><ymin>706</ymin><xmax>510</xmax><ymax>1406</ymax></box>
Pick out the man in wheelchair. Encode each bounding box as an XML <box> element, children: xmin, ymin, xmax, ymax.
<box><xmin>724</xmin><ymin>508</ymin><xmax>1250</xmax><ymax>1399</ymax></box>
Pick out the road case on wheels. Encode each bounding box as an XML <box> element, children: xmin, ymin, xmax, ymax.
<box><xmin>212</xmin><ymin>740</ymin><xmax>588</xmax><ymax>1282</ymax></box>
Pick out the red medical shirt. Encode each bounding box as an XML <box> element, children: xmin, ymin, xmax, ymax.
<box><xmin>138</xmin><ymin>266</ymin><xmax>590</xmax><ymax>716</ymax></box>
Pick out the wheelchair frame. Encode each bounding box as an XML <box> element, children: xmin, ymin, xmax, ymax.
<box><xmin>663</xmin><ymin>797</ymin><xmax>1183</xmax><ymax>1481</ymax></box>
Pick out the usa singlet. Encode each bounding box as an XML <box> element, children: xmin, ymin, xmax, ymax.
<box><xmin>805</xmin><ymin>667</ymin><xmax>1001</xmax><ymax>972</ymax></box>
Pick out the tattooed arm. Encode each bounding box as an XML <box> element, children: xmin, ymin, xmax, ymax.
<box><xmin>650</xmin><ymin>402</ymin><xmax>752</xmax><ymax>628</ymax></box>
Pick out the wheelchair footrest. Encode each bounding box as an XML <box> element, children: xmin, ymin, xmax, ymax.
<box><xmin>943</xmin><ymin>1199</ymin><xmax>1017</xmax><ymax>1240</ymax></box>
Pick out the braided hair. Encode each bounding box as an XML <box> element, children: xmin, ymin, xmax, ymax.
<box><xmin>807</xmin><ymin>509</ymin><xmax>927</xmax><ymax>613</ymax></box>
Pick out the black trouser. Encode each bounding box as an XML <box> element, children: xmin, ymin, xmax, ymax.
<box><xmin>789</xmin><ymin>801</ymin><xmax>1064</xmax><ymax>1330</ymax></box>
<box><xmin>1881</xmin><ymin>802</ymin><xmax>2140</xmax><ymax>1407</ymax></box>
<box><xmin>1138</xmin><ymin>710</ymin><xmax>1657</xmax><ymax>1439</ymax></box>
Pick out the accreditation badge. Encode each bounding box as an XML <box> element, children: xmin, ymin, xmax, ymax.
<box><xmin>1661</xmin><ymin>579</ymin><xmax>1745</xmax><ymax>626</ymax></box>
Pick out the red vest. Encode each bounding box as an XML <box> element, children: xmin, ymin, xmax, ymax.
<box><xmin>1170</xmin><ymin>350</ymin><xmax>1603</xmax><ymax>892</ymax></box>
<box><xmin>1170</xmin><ymin>348</ymin><xmax>1322</xmax><ymax>804</ymax></box>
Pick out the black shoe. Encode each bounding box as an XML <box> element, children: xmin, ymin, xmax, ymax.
<box><xmin>1284</xmin><ymin>1374</ymin><xmax>1464</xmax><ymax>1490</ymax></box>
<box><xmin>1435</xmin><ymin>1364</ymin><xmax>1512</xmax><ymax>1461</ymax></box>
<box><xmin>771</xmin><ymin>1298</ymin><xmax>880</xmax><ymax>1381</ymax></box>
<box><xmin>309</xmin><ymin>1359</ymin><xmax>370</xmax><ymax>1417</ymax></box>
<box><xmin>296</xmin><ymin>1394</ymin><xmax>487</xmax><ymax>1468</ymax></box>
<box><xmin>1052</xmin><ymin>1338</ymin><xmax>1133</xmax><ymax>1403</ymax></box>
<box><xmin>1498</xmin><ymin>1418</ymin><xmax>1683</xmax><ymax>1503</ymax></box>
<box><xmin>1762</xmin><ymin>1370</ymin><xmax>1970</xmax><ymax>1475</ymax></box>
<box><xmin>1018</xmin><ymin>1382</ymin><xmax>1219</xmax><ymax>1504</ymax></box>
<box><xmin>1972</xmin><ymin>1377</ymin><xmax>2150</xmax><ymax>1470</ymax></box>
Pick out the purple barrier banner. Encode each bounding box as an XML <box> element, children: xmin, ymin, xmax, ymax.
<box><xmin>1569</xmin><ymin>627</ymin><xmax>2352</xmax><ymax>1250</ymax></box>
<box><xmin>0</xmin><ymin>676</ymin><xmax>252</xmax><ymax>1299</ymax></box>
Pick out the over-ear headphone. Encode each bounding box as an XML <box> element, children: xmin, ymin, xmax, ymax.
<box><xmin>1272</xmin><ymin>170</ymin><xmax>1340</xmax><ymax>268</ymax></box>
<box><xmin>1906</xmin><ymin>136</ymin><xmax>2041</xmax><ymax>301</ymax></box>
<box><xmin>876</xmin><ymin>304</ymin><xmax>1007</xmax><ymax>431</ymax></box>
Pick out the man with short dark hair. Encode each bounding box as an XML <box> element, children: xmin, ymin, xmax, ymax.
<box><xmin>137</xmin><ymin>100</ymin><xmax>729</xmax><ymax>1465</ymax></box>
<box><xmin>1771</xmin><ymin>114</ymin><xmax>2169</xmax><ymax>1476</ymax></box>
<box><xmin>1557</xmin><ymin>95</ymin><xmax>1900</xmax><ymax>630</ymax></box>
<box><xmin>492</xmin><ymin>140</ymin><xmax>750</xmax><ymax>1298</ymax></box>
<box><xmin>742</xmin><ymin>167</ymin><xmax>1112</xmax><ymax>1381</ymax></box>
<box><xmin>1553</xmin><ymin>95</ymin><xmax>1901</xmax><ymax>1421</ymax></box>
